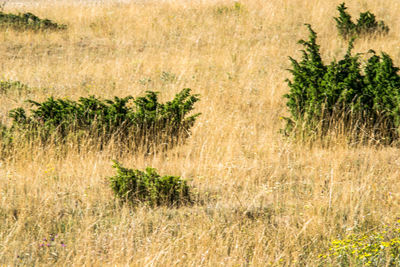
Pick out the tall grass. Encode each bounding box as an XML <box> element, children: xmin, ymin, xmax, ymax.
<box><xmin>0</xmin><ymin>0</ymin><xmax>400</xmax><ymax>265</ymax></box>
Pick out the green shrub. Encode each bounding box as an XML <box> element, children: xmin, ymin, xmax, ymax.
<box><xmin>0</xmin><ymin>79</ymin><xmax>30</xmax><ymax>95</ymax></box>
<box><xmin>160</xmin><ymin>71</ymin><xmax>176</xmax><ymax>83</ymax></box>
<box><xmin>283</xmin><ymin>24</ymin><xmax>400</xmax><ymax>144</ymax></box>
<box><xmin>335</xmin><ymin>3</ymin><xmax>389</xmax><ymax>39</ymax></box>
<box><xmin>0</xmin><ymin>121</ymin><xmax>12</xmax><ymax>146</ymax></box>
<box><xmin>109</xmin><ymin>161</ymin><xmax>191</xmax><ymax>207</ymax></box>
<box><xmin>0</xmin><ymin>11</ymin><xmax>66</xmax><ymax>31</ymax></box>
<box><xmin>7</xmin><ymin>88</ymin><xmax>200</xmax><ymax>149</ymax></box>
<box><xmin>215</xmin><ymin>2</ymin><xmax>244</xmax><ymax>15</ymax></box>
<box><xmin>320</xmin><ymin>221</ymin><xmax>400</xmax><ymax>266</ymax></box>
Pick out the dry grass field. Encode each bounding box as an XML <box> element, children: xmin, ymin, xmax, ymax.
<box><xmin>1</xmin><ymin>0</ymin><xmax>400</xmax><ymax>265</ymax></box>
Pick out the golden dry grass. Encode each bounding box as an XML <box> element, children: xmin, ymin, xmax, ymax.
<box><xmin>1</xmin><ymin>0</ymin><xmax>400</xmax><ymax>265</ymax></box>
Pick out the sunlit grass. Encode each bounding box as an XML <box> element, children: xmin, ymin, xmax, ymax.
<box><xmin>0</xmin><ymin>0</ymin><xmax>400</xmax><ymax>265</ymax></box>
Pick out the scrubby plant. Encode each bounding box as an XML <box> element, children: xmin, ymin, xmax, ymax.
<box><xmin>335</xmin><ymin>3</ymin><xmax>389</xmax><ymax>39</ymax></box>
<box><xmin>0</xmin><ymin>79</ymin><xmax>30</xmax><ymax>95</ymax></box>
<box><xmin>160</xmin><ymin>71</ymin><xmax>176</xmax><ymax>83</ymax></box>
<box><xmin>7</xmin><ymin>88</ymin><xmax>200</xmax><ymax>150</ymax></box>
<box><xmin>283</xmin><ymin>24</ymin><xmax>400</xmax><ymax>145</ymax></box>
<box><xmin>320</xmin><ymin>220</ymin><xmax>400</xmax><ymax>266</ymax></box>
<box><xmin>215</xmin><ymin>1</ymin><xmax>244</xmax><ymax>15</ymax></box>
<box><xmin>0</xmin><ymin>11</ymin><xmax>66</xmax><ymax>31</ymax></box>
<box><xmin>109</xmin><ymin>161</ymin><xmax>191</xmax><ymax>207</ymax></box>
<box><xmin>0</xmin><ymin>122</ymin><xmax>12</xmax><ymax>147</ymax></box>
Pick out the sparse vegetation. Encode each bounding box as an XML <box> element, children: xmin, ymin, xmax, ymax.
<box><xmin>335</xmin><ymin>3</ymin><xmax>389</xmax><ymax>39</ymax></box>
<box><xmin>284</xmin><ymin>24</ymin><xmax>400</xmax><ymax>144</ymax></box>
<box><xmin>0</xmin><ymin>79</ymin><xmax>30</xmax><ymax>95</ymax></box>
<box><xmin>215</xmin><ymin>1</ymin><xmax>244</xmax><ymax>15</ymax></box>
<box><xmin>0</xmin><ymin>11</ymin><xmax>66</xmax><ymax>31</ymax></box>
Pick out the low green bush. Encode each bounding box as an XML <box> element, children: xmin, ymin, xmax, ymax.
<box><xmin>160</xmin><ymin>71</ymin><xmax>176</xmax><ymax>83</ymax></box>
<box><xmin>335</xmin><ymin>3</ymin><xmax>389</xmax><ymax>39</ymax></box>
<box><xmin>0</xmin><ymin>11</ymin><xmax>66</xmax><ymax>31</ymax></box>
<box><xmin>109</xmin><ymin>161</ymin><xmax>191</xmax><ymax>207</ymax></box>
<box><xmin>283</xmin><ymin>24</ymin><xmax>400</xmax><ymax>144</ymax></box>
<box><xmin>7</xmin><ymin>88</ymin><xmax>200</xmax><ymax>149</ymax></box>
<box><xmin>0</xmin><ymin>122</ymin><xmax>12</xmax><ymax>147</ymax></box>
<box><xmin>215</xmin><ymin>2</ymin><xmax>244</xmax><ymax>15</ymax></box>
<box><xmin>320</xmin><ymin>220</ymin><xmax>400</xmax><ymax>266</ymax></box>
<box><xmin>0</xmin><ymin>79</ymin><xmax>30</xmax><ymax>95</ymax></box>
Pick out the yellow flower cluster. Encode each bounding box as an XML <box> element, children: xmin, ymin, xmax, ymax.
<box><xmin>319</xmin><ymin>222</ymin><xmax>400</xmax><ymax>265</ymax></box>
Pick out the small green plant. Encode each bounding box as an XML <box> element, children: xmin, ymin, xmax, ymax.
<box><xmin>109</xmin><ymin>161</ymin><xmax>191</xmax><ymax>207</ymax></box>
<box><xmin>0</xmin><ymin>79</ymin><xmax>30</xmax><ymax>95</ymax></box>
<box><xmin>0</xmin><ymin>11</ymin><xmax>66</xmax><ymax>31</ymax></box>
<box><xmin>138</xmin><ymin>77</ymin><xmax>152</xmax><ymax>86</ymax></box>
<box><xmin>215</xmin><ymin>1</ymin><xmax>244</xmax><ymax>15</ymax></box>
<box><xmin>320</xmin><ymin>220</ymin><xmax>400</xmax><ymax>266</ymax></box>
<box><xmin>335</xmin><ymin>3</ymin><xmax>389</xmax><ymax>39</ymax></box>
<box><xmin>7</xmin><ymin>88</ymin><xmax>200</xmax><ymax>149</ymax></box>
<box><xmin>160</xmin><ymin>71</ymin><xmax>176</xmax><ymax>83</ymax></box>
<box><xmin>284</xmin><ymin>24</ymin><xmax>400</xmax><ymax>144</ymax></box>
<box><xmin>0</xmin><ymin>122</ymin><xmax>12</xmax><ymax>150</ymax></box>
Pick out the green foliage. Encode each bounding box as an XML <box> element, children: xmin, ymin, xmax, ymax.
<box><xmin>7</xmin><ymin>88</ymin><xmax>200</xmax><ymax>149</ymax></box>
<box><xmin>109</xmin><ymin>161</ymin><xmax>191</xmax><ymax>207</ymax></box>
<box><xmin>0</xmin><ymin>79</ymin><xmax>30</xmax><ymax>95</ymax></box>
<box><xmin>320</xmin><ymin>221</ymin><xmax>400</xmax><ymax>266</ymax></box>
<box><xmin>215</xmin><ymin>1</ymin><xmax>244</xmax><ymax>15</ymax></box>
<box><xmin>160</xmin><ymin>71</ymin><xmax>176</xmax><ymax>83</ymax></box>
<box><xmin>334</xmin><ymin>3</ymin><xmax>389</xmax><ymax>39</ymax></box>
<box><xmin>0</xmin><ymin>11</ymin><xmax>66</xmax><ymax>31</ymax></box>
<box><xmin>284</xmin><ymin>24</ymin><xmax>400</xmax><ymax>144</ymax></box>
<box><xmin>0</xmin><ymin>122</ymin><xmax>12</xmax><ymax>147</ymax></box>
<box><xmin>334</xmin><ymin>3</ymin><xmax>356</xmax><ymax>39</ymax></box>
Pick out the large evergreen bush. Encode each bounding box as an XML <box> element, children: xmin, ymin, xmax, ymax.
<box><xmin>284</xmin><ymin>24</ymin><xmax>400</xmax><ymax>144</ymax></box>
<box><xmin>7</xmin><ymin>88</ymin><xmax>200</xmax><ymax>149</ymax></box>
